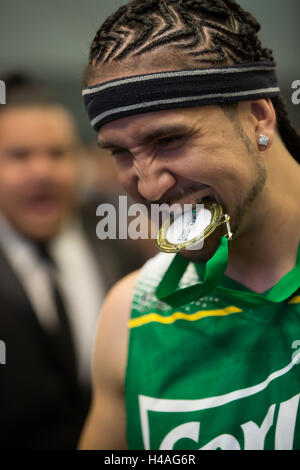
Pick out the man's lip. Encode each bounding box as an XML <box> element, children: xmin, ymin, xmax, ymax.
<box><xmin>149</xmin><ymin>193</ymin><xmax>229</xmax><ymax>221</ymax></box>
<box><xmin>25</xmin><ymin>191</ymin><xmax>58</xmax><ymax>201</ymax></box>
<box><xmin>155</xmin><ymin>188</ymin><xmax>218</xmax><ymax>208</ymax></box>
<box><xmin>25</xmin><ymin>194</ymin><xmax>60</xmax><ymax>208</ymax></box>
<box><xmin>173</xmin><ymin>191</ymin><xmax>229</xmax><ymax>215</ymax></box>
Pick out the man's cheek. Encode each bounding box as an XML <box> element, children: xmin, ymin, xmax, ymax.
<box><xmin>120</xmin><ymin>177</ymin><xmax>139</xmax><ymax>199</ymax></box>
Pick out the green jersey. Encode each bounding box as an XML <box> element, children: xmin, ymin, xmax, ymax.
<box><xmin>125</xmin><ymin>251</ymin><xmax>300</xmax><ymax>450</ymax></box>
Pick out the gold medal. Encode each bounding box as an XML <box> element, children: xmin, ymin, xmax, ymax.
<box><xmin>156</xmin><ymin>201</ymin><xmax>233</xmax><ymax>253</ymax></box>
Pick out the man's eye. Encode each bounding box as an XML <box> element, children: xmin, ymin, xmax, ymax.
<box><xmin>157</xmin><ymin>135</ymin><xmax>185</xmax><ymax>148</ymax></box>
<box><xmin>111</xmin><ymin>148</ymin><xmax>129</xmax><ymax>157</ymax></box>
<box><xmin>6</xmin><ymin>149</ymin><xmax>30</xmax><ymax>160</ymax></box>
<box><xmin>49</xmin><ymin>148</ymin><xmax>66</xmax><ymax>159</ymax></box>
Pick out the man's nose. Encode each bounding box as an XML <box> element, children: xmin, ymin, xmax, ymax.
<box><xmin>134</xmin><ymin>159</ymin><xmax>176</xmax><ymax>202</ymax></box>
<box><xmin>30</xmin><ymin>153</ymin><xmax>55</xmax><ymax>177</ymax></box>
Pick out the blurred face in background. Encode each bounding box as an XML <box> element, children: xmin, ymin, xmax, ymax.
<box><xmin>0</xmin><ymin>105</ymin><xmax>80</xmax><ymax>241</ymax></box>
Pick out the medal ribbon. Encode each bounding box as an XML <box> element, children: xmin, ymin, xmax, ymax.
<box><xmin>156</xmin><ymin>237</ymin><xmax>300</xmax><ymax>308</ymax></box>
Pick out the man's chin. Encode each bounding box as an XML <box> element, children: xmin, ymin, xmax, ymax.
<box><xmin>15</xmin><ymin>217</ymin><xmax>64</xmax><ymax>242</ymax></box>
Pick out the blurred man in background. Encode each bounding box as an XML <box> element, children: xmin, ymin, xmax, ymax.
<box><xmin>0</xmin><ymin>74</ymin><xmax>144</xmax><ymax>449</ymax></box>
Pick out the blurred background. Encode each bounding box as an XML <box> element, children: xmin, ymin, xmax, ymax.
<box><xmin>1</xmin><ymin>0</ymin><xmax>299</xmax><ymax>143</ymax></box>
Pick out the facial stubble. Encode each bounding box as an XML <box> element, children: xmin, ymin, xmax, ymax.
<box><xmin>180</xmin><ymin>127</ymin><xmax>267</xmax><ymax>264</ymax></box>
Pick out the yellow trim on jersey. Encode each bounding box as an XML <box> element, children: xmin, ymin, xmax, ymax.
<box><xmin>129</xmin><ymin>305</ymin><xmax>242</xmax><ymax>329</ymax></box>
<box><xmin>288</xmin><ymin>296</ymin><xmax>300</xmax><ymax>304</ymax></box>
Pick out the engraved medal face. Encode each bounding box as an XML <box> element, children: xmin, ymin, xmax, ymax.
<box><xmin>166</xmin><ymin>206</ymin><xmax>211</xmax><ymax>245</ymax></box>
<box><xmin>156</xmin><ymin>202</ymin><xmax>232</xmax><ymax>253</ymax></box>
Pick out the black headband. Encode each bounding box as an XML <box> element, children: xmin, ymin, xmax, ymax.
<box><xmin>82</xmin><ymin>61</ymin><xmax>280</xmax><ymax>132</ymax></box>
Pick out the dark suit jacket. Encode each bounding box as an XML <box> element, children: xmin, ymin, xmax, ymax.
<box><xmin>0</xmin><ymin>246</ymin><xmax>91</xmax><ymax>449</ymax></box>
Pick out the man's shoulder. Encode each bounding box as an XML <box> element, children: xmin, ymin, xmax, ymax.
<box><xmin>107</xmin><ymin>269</ymin><xmax>141</xmax><ymax>304</ymax></box>
<box><xmin>100</xmin><ymin>252</ymin><xmax>172</xmax><ymax>322</ymax></box>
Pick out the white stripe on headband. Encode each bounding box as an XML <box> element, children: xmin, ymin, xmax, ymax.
<box><xmin>83</xmin><ymin>64</ymin><xmax>277</xmax><ymax>96</ymax></box>
<box><xmin>90</xmin><ymin>87</ymin><xmax>280</xmax><ymax>128</ymax></box>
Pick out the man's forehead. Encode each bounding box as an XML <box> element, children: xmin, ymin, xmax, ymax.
<box><xmin>97</xmin><ymin>107</ymin><xmax>209</xmax><ymax>147</ymax></box>
<box><xmin>0</xmin><ymin>106</ymin><xmax>79</xmax><ymax>146</ymax></box>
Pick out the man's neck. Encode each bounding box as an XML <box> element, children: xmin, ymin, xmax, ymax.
<box><xmin>225</xmin><ymin>140</ymin><xmax>300</xmax><ymax>293</ymax></box>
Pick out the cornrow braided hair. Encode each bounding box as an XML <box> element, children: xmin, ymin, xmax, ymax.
<box><xmin>85</xmin><ymin>0</ymin><xmax>300</xmax><ymax>162</ymax></box>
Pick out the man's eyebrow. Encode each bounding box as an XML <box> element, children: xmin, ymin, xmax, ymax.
<box><xmin>97</xmin><ymin>141</ymin><xmax>121</xmax><ymax>150</ymax></box>
<box><xmin>139</xmin><ymin>124</ymin><xmax>192</xmax><ymax>145</ymax></box>
<box><xmin>97</xmin><ymin>124</ymin><xmax>192</xmax><ymax>150</ymax></box>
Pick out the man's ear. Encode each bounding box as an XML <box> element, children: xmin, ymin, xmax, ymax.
<box><xmin>250</xmin><ymin>98</ymin><xmax>276</xmax><ymax>151</ymax></box>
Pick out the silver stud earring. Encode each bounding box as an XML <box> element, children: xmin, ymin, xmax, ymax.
<box><xmin>258</xmin><ymin>134</ymin><xmax>269</xmax><ymax>147</ymax></box>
